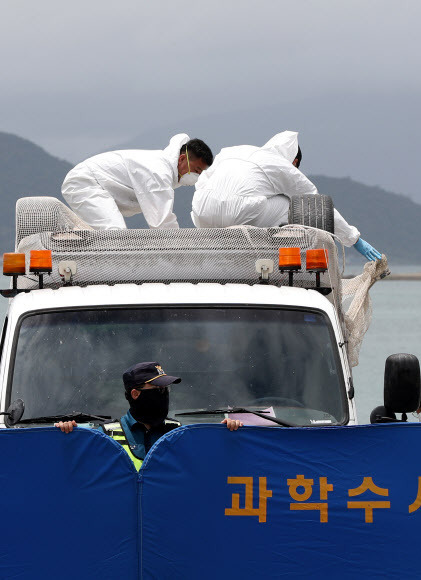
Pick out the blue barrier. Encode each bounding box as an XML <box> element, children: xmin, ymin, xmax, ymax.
<box><xmin>140</xmin><ymin>423</ymin><xmax>421</xmax><ymax>579</ymax></box>
<box><xmin>0</xmin><ymin>427</ymin><xmax>138</xmax><ymax>580</ymax></box>
<box><xmin>1</xmin><ymin>424</ymin><xmax>421</xmax><ymax>579</ymax></box>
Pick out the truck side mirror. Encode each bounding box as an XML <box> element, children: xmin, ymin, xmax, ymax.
<box><xmin>370</xmin><ymin>405</ymin><xmax>397</xmax><ymax>424</ymax></box>
<box><xmin>5</xmin><ymin>399</ymin><xmax>25</xmax><ymax>426</ymax></box>
<box><xmin>386</xmin><ymin>353</ymin><xmax>420</xmax><ymax>415</ymax></box>
<box><xmin>385</xmin><ymin>353</ymin><xmax>420</xmax><ymax>412</ymax></box>
<box><xmin>370</xmin><ymin>354</ymin><xmax>420</xmax><ymax>424</ymax></box>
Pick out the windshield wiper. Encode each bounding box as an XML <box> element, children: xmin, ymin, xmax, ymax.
<box><xmin>175</xmin><ymin>407</ymin><xmax>296</xmax><ymax>427</ymax></box>
<box><xmin>17</xmin><ymin>412</ymin><xmax>112</xmax><ymax>424</ymax></box>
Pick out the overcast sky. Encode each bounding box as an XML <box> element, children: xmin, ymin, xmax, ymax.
<box><xmin>1</xmin><ymin>0</ymin><xmax>420</xmax><ymax>199</ymax></box>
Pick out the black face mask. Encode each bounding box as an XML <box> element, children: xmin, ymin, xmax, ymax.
<box><xmin>130</xmin><ymin>388</ymin><xmax>169</xmax><ymax>427</ymax></box>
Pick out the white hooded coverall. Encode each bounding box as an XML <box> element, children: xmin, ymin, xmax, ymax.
<box><xmin>191</xmin><ymin>131</ymin><xmax>360</xmax><ymax>246</ymax></box>
<box><xmin>62</xmin><ymin>134</ymin><xmax>190</xmax><ymax>230</ymax></box>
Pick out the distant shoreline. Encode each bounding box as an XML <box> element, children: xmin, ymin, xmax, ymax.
<box><xmin>344</xmin><ymin>273</ymin><xmax>421</xmax><ymax>280</ymax></box>
<box><xmin>379</xmin><ymin>273</ymin><xmax>421</xmax><ymax>281</ymax></box>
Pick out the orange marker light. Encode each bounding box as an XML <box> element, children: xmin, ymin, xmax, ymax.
<box><xmin>3</xmin><ymin>253</ymin><xmax>26</xmax><ymax>276</ymax></box>
<box><xmin>279</xmin><ymin>247</ymin><xmax>301</xmax><ymax>270</ymax></box>
<box><xmin>306</xmin><ymin>249</ymin><xmax>328</xmax><ymax>271</ymax></box>
<box><xmin>30</xmin><ymin>250</ymin><xmax>52</xmax><ymax>273</ymax></box>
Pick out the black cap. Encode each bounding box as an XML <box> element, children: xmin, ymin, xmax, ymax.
<box><xmin>123</xmin><ymin>362</ymin><xmax>181</xmax><ymax>389</ymax></box>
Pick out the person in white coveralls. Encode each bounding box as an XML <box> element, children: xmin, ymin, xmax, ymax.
<box><xmin>191</xmin><ymin>131</ymin><xmax>381</xmax><ymax>261</ymax></box>
<box><xmin>62</xmin><ymin>134</ymin><xmax>213</xmax><ymax>230</ymax></box>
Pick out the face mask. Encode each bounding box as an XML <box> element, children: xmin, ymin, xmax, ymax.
<box><xmin>179</xmin><ymin>172</ymin><xmax>200</xmax><ymax>186</ymax></box>
<box><xmin>179</xmin><ymin>145</ymin><xmax>200</xmax><ymax>186</ymax></box>
<box><xmin>130</xmin><ymin>388</ymin><xmax>169</xmax><ymax>427</ymax></box>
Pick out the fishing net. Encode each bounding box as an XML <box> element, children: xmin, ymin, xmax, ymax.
<box><xmin>342</xmin><ymin>256</ymin><xmax>390</xmax><ymax>367</ymax></box>
<box><xmin>15</xmin><ymin>197</ymin><xmax>342</xmax><ymax>290</ymax></box>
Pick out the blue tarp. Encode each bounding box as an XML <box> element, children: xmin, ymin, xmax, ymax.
<box><xmin>1</xmin><ymin>423</ymin><xmax>421</xmax><ymax>579</ymax></box>
<box><xmin>0</xmin><ymin>427</ymin><xmax>138</xmax><ymax>580</ymax></box>
<box><xmin>140</xmin><ymin>423</ymin><xmax>421</xmax><ymax>579</ymax></box>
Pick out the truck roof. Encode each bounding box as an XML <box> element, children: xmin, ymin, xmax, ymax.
<box><xmin>15</xmin><ymin>197</ymin><xmax>342</xmax><ymax>292</ymax></box>
<box><xmin>7</xmin><ymin>282</ymin><xmax>339</xmax><ymax>323</ymax></box>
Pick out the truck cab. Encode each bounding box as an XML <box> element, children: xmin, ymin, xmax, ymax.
<box><xmin>0</xmin><ymin>196</ymin><xmax>416</xmax><ymax>430</ymax></box>
<box><xmin>1</xmin><ymin>281</ymin><xmax>355</xmax><ymax>429</ymax></box>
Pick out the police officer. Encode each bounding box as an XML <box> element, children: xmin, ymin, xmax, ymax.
<box><xmin>55</xmin><ymin>361</ymin><xmax>242</xmax><ymax>470</ymax></box>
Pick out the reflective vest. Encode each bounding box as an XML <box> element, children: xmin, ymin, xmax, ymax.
<box><xmin>102</xmin><ymin>422</ymin><xmax>143</xmax><ymax>471</ymax></box>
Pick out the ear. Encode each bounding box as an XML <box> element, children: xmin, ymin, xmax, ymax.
<box><xmin>131</xmin><ymin>388</ymin><xmax>140</xmax><ymax>400</ymax></box>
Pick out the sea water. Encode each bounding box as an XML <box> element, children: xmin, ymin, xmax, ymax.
<box><xmin>352</xmin><ymin>280</ymin><xmax>421</xmax><ymax>423</ymax></box>
<box><xmin>0</xmin><ymin>275</ymin><xmax>420</xmax><ymax>425</ymax></box>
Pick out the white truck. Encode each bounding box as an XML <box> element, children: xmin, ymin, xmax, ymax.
<box><xmin>1</xmin><ymin>196</ymin><xmax>418</xmax><ymax>430</ymax></box>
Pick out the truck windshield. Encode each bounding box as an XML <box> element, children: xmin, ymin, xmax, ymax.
<box><xmin>9</xmin><ymin>307</ymin><xmax>347</xmax><ymax>426</ymax></box>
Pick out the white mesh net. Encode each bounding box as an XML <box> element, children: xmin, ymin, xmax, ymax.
<box><xmin>342</xmin><ymin>256</ymin><xmax>390</xmax><ymax>367</ymax></box>
<box><xmin>14</xmin><ymin>197</ymin><xmax>388</xmax><ymax>367</ymax></box>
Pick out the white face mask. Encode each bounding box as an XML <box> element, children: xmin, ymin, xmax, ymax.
<box><xmin>178</xmin><ymin>145</ymin><xmax>200</xmax><ymax>186</ymax></box>
<box><xmin>179</xmin><ymin>172</ymin><xmax>200</xmax><ymax>186</ymax></box>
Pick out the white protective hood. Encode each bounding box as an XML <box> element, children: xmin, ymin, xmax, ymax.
<box><xmin>261</xmin><ymin>130</ymin><xmax>299</xmax><ymax>163</ymax></box>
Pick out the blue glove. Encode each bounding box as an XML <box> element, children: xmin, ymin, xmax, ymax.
<box><xmin>353</xmin><ymin>238</ymin><xmax>382</xmax><ymax>261</ymax></box>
